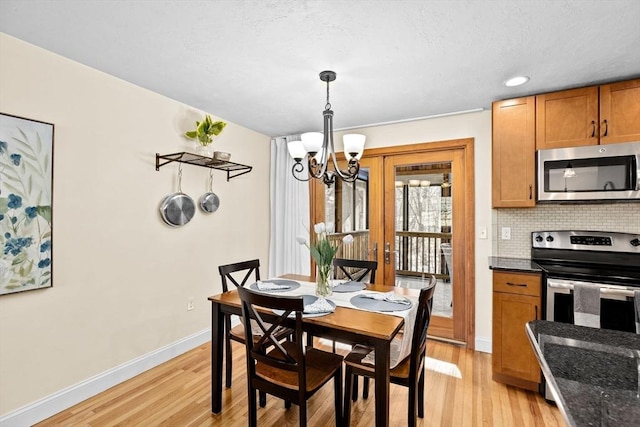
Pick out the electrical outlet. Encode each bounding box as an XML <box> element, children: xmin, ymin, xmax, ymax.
<box><xmin>187</xmin><ymin>297</ymin><xmax>195</xmax><ymax>311</ymax></box>
<box><xmin>501</xmin><ymin>227</ymin><xmax>511</xmax><ymax>240</ymax></box>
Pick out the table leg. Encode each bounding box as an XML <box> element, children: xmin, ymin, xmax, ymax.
<box><xmin>211</xmin><ymin>301</ymin><xmax>224</xmax><ymax>413</ymax></box>
<box><xmin>374</xmin><ymin>339</ymin><xmax>391</xmax><ymax>427</ymax></box>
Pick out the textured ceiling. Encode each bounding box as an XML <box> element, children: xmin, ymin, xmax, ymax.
<box><xmin>1</xmin><ymin>0</ymin><xmax>639</xmax><ymax>137</ymax></box>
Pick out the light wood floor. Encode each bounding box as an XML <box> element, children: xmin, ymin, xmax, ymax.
<box><xmin>36</xmin><ymin>339</ymin><xmax>564</xmax><ymax>426</ymax></box>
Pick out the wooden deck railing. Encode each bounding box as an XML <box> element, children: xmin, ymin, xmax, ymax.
<box><xmin>327</xmin><ymin>230</ymin><xmax>370</xmax><ymax>260</ymax></box>
<box><xmin>326</xmin><ymin>230</ymin><xmax>451</xmax><ymax>280</ymax></box>
<box><xmin>395</xmin><ymin>231</ymin><xmax>452</xmax><ymax>280</ymax></box>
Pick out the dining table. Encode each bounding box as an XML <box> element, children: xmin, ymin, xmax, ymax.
<box><xmin>208</xmin><ymin>274</ymin><xmax>419</xmax><ymax>427</ymax></box>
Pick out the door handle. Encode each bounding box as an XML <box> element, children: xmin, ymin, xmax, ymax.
<box><xmin>384</xmin><ymin>242</ymin><xmax>397</xmax><ymax>265</ymax></box>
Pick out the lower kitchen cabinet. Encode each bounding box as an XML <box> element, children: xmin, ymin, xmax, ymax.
<box><xmin>492</xmin><ymin>270</ymin><xmax>541</xmax><ymax>391</ymax></box>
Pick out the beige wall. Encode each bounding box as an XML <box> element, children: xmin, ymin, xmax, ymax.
<box><xmin>0</xmin><ymin>33</ymin><xmax>271</xmax><ymax>415</ymax></box>
<box><xmin>332</xmin><ymin>110</ymin><xmax>495</xmax><ymax>349</ymax></box>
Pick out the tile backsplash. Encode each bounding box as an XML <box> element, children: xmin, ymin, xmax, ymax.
<box><xmin>493</xmin><ymin>204</ymin><xmax>640</xmax><ymax>258</ymax></box>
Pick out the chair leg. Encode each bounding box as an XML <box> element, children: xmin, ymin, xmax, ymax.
<box><xmin>259</xmin><ymin>391</ymin><xmax>267</xmax><ymax>407</ymax></box>
<box><xmin>299</xmin><ymin>402</ymin><xmax>307</xmax><ymax>427</ymax></box>
<box><xmin>351</xmin><ymin>375</ymin><xmax>359</xmax><ymax>401</ymax></box>
<box><xmin>249</xmin><ymin>387</ymin><xmax>258</xmax><ymax>427</ymax></box>
<box><xmin>418</xmin><ymin>367</ymin><xmax>425</xmax><ymax>418</ymax></box>
<box><xmin>334</xmin><ymin>366</ymin><xmax>343</xmax><ymax>427</ymax></box>
<box><xmin>362</xmin><ymin>377</ymin><xmax>370</xmax><ymax>399</ymax></box>
<box><xmin>225</xmin><ymin>336</ymin><xmax>232</xmax><ymax>388</ymax></box>
<box><xmin>306</xmin><ymin>333</ymin><xmax>314</xmax><ymax>347</ymax></box>
<box><xmin>343</xmin><ymin>366</ymin><xmax>353</xmax><ymax>426</ymax></box>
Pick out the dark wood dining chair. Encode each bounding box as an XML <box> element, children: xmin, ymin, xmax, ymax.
<box><xmin>333</xmin><ymin>258</ymin><xmax>377</xmax><ymax>284</ymax></box>
<box><xmin>237</xmin><ymin>286</ymin><xmax>344</xmax><ymax>427</ymax></box>
<box><xmin>330</xmin><ymin>257</ymin><xmax>378</xmax><ymax>399</ymax></box>
<box><xmin>343</xmin><ymin>275</ymin><xmax>437</xmax><ymax>427</ymax></box>
<box><xmin>218</xmin><ymin>259</ymin><xmax>293</xmax><ymax>395</ymax></box>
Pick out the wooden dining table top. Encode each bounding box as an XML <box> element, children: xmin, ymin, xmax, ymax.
<box><xmin>207</xmin><ymin>273</ymin><xmax>417</xmax><ymax>342</ymax></box>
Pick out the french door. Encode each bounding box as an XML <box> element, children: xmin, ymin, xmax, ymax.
<box><xmin>311</xmin><ymin>139</ymin><xmax>474</xmax><ymax>345</ymax></box>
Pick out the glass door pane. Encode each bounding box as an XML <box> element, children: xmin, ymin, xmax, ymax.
<box><xmin>324</xmin><ymin>169</ymin><xmax>370</xmax><ymax>261</ymax></box>
<box><xmin>393</xmin><ymin>163</ymin><xmax>453</xmax><ymax>318</ymax></box>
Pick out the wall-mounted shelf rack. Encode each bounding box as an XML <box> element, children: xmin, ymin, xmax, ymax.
<box><xmin>155</xmin><ymin>152</ymin><xmax>252</xmax><ymax>181</ymax></box>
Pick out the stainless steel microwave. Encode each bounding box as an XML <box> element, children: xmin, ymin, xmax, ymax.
<box><xmin>537</xmin><ymin>142</ymin><xmax>640</xmax><ymax>202</ymax></box>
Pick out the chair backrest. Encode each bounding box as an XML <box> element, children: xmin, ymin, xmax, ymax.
<box><xmin>237</xmin><ymin>286</ymin><xmax>306</xmax><ymax>392</ymax></box>
<box><xmin>218</xmin><ymin>259</ymin><xmax>261</xmax><ymax>292</ymax></box>
<box><xmin>333</xmin><ymin>258</ymin><xmax>377</xmax><ymax>284</ymax></box>
<box><xmin>408</xmin><ymin>275</ymin><xmax>437</xmax><ymax>377</ymax></box>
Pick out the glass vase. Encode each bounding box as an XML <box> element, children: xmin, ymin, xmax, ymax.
<box><xmin>316</xmin><ymin>263</ymin><xmax>333</xmax><ymax>298</ymax></box>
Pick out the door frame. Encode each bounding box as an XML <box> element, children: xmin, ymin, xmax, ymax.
<box><xmin>310</xmin><ymin>138</ymin><xmax>475</xmax><ymax>348</ymax></box>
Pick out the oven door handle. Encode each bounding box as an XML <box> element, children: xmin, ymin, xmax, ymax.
<box><xmin>547</xmin><ymin>281</ymin><xmax>636</xmax><ymax>298</ymax></box>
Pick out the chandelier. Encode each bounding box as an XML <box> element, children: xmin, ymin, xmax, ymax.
<box><xmin>287</xmin><ymin>70</ymin><xmax>366</xmax><ymax>186</ymax></box>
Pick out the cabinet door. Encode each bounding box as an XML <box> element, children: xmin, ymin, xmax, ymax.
<box><xmin>599</xmin><ymin>78</ymin><xmax>640</xmax><ymax>145</ymax></box>
<box><xmin>492</xmin><ymin>97</ymin><xmax>536</xmax><ymax>208</ymax></box>
<box><xmin>492</xmin><ymin>292</ymin><xmax>541</xmax><ymax>383</ymax></box>
<box><xmin>536</xmin><ymin>86</ymin><xmax>599</xmax><ymax>150</ymax></box>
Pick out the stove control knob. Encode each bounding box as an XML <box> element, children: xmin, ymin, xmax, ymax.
<box><xmin>631</xmin><ymin>238</ymin><xmax>640</xmax><ymax>247</ymax></box>
<box><xmin>535</xmin><ymin>235</ymin><xmax>544</xmax><ymax>243</ymax></box>
<box><xmin>546</xmin><ymin>235</ymin><xmax>554</xmax><ymax>243</ymax></box>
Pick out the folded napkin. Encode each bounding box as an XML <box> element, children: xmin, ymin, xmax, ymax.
<box><xmin>304</xmin><ymin>297</ymin><xmax>335</xmax><ymax>314</ymax></box>
<box><xmin>361</xmin><ymin>291</ymin><xmax>411</xmax><ymax>305</ymax></box>
<box><xmin>255</xmin><ymin>280</ymin><xmax>289</xmax><ymax>291</ymax></box>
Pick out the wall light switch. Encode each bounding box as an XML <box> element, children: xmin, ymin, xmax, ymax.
<box><xmin>187</xmin><ymin>297</ymin><xmax>195</xmax><ymax>311</ymax></box>
<box><xmin>501</xmin><ymin>227</ymin><xmax>511</xmax><ymax>240</ymax></box>
<box><xmin>479</xmin><ymin>227</ymin><xmax>488</xmax><ymax>239</ymax></box>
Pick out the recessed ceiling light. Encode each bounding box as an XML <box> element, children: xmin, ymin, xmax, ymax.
<box><xmin>504</xmin><ymin>76</ymin><xmax>530</xmax><ymax>87</ymax></box>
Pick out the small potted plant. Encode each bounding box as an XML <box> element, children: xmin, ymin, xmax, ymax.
<box><xmin>184</xmin><ymin>114</ymin><xmax>228</xmax><ymax>158</ymax></box>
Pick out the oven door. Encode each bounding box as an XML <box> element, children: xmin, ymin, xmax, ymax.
<box><xmin>546</xmin><ymin>278</ymin><xmax>637</xmax><ymax>332</ymax></box>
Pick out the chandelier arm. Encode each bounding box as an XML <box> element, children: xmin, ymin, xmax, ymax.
<box><xmin>291</xmin><ymin>161</ymin><xmax>312</xmax><ymax>182</ymax></box>
<box><xmin>327</xmin><ymin>114</ymin><xmax>359</xmax><ymax>182</ymax></box>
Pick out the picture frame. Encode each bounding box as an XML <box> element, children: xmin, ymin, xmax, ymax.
<box><xmin>0</xmin><ymin>113</ymin><xmax>54</xmax><ymax>295</ymax></box>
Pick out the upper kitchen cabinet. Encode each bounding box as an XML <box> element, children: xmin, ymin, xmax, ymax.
<box><xmin>599</xmin><ymin>78</ymin><xmax>640</xmax><ymax>144</ymax></box>
<box><xmin>536</xmin><ymin>78</ymin><xmax>640</xmax><ymax>150</ymax></box>
<box><xmin>492</xmin><ymin>96</ymin><xmax>536</xmax><ymax>208</ymax></box>
<box><xmin>536</xmin><ymin>86</ymin><xmax>599</xmax><ymax>150</ymax></box>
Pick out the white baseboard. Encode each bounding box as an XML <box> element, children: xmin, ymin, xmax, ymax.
<box><xmin>0</xmin><ymin>329</ymin><xmax>211</xmax><ymax>427</ymax></box>
<box><xmin>475</xmin><ymin>336</ymin><xmax>492</xmax><ymax>353</ymax></box>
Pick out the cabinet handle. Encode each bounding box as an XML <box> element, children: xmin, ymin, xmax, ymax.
<box><xmin>506</xmin><ymin>282</ymin><xmax>527</xmax><ymax>287</ymax></box>
<box><xmin>535</xmin><ymin>305</ymin><xmax>538</xmax><ymax>320</ymax></box>
<box><xmin>529</xmin><ymin>185</ymin><xmax>532</xmax><ymax>200</ymax></box>
<box><xmin>590</xmin><ymin>120</ymin><xmax>596</xmax><ymax>138</ymax></box>
<box><xmin>603</xmin><ymin>119</ymin><xmax>608</xmax><ymax>137</ymax></box>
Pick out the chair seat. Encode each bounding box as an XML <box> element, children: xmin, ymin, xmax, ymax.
<box><xmin>344</xmin><ymin>344</ymin><xmax>413</xmax><ymax>381</ymax></box>
<box><xmin>257</xmin><ymin>342</ymin><xmax>344</xmax><ymax>393</ymax></box>
<box><xmin>229</xmin><ymin>323</ymin><xmax>293</xmax><ymax>345</ymax></box>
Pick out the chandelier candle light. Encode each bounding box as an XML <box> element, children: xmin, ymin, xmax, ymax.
<box><xmin>287</xmin><ymin>71</ymin><xmax>366</xmax><ymax>186</ymax></box>
<box><xmin>297</xmin><ymin>223</ymin><xmax>354</xmax><ymax>297</ymax></box>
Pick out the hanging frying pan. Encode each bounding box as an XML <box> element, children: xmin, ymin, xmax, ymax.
<box><xmin>160</xmin><ymin>165</ymin><xmax>195</xmax><ymax>227</ymax></box>
<box><xmin>199</xmin><ymin>170</ymin><xmax>220</xmax><ymax>213</ymax></box>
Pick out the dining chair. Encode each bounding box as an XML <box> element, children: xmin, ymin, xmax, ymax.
<box><xmin>218</xmin><ymin>259</ymin><xmax>293</xmax><ymax>395</ymax></box>
<box><xmin>237</xmin><ymin>286</ymin><xmax>344</xmax><ymax>427</ymax></box>
<box><xmin>333</xmin><ymin>258</ymin><xmax>377</xmax><ymax>284</ymax></box>
<box><xmin>330</xmin><ymin>257</ymin><xmax>378</xmax><ymax>399</ymax></box>
<box><xmin>343</xmin><ymin>275</ymin><xmax>437</xmax><ymax>427</ymax></box>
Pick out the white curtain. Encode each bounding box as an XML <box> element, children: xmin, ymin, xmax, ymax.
<box><xmin>269</xmin><ymin>136</ymin><xmax>311</xmax><ymax>277</ymax></box>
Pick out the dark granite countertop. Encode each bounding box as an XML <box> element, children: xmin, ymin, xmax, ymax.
<box><xmin>526</xmin><ymin>320</ymin><xmax>640</xmax><ymax>427</ymax></box>
<box><xmin>488</xmin><ymin>256</ymin><xmax>542</xmax><ymax>273</ymax></box>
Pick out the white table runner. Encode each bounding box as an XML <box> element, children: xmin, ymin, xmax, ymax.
<box><xmin>263</xmin><ymin>278</ymin><xmax>418</xmax><ymax>368</ymax></box>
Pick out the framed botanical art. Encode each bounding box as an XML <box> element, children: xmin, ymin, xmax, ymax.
<box><xmin>0</xmin><ymin>113</ymin><xmax>54</xmax><ymax>295</ymax></box>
